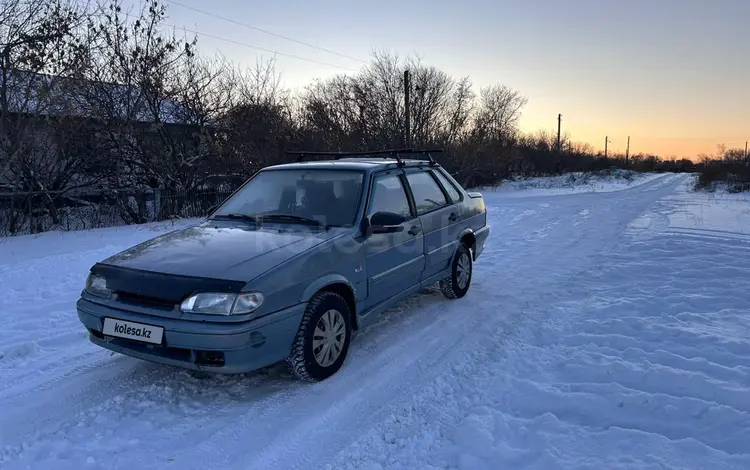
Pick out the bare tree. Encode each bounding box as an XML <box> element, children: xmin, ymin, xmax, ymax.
<box><xmin>299</xmin><ymin>50</ymin><xmax>483</xmax><ymax>153</ymax></box>
<box><xmin>440</xmin><ymin>76</ymin><xmax>474</xmax><ymax>146</ymax></box>
<box><xmin>214</xmin><ymin>57</ymin><xmax>294</xmax><ymax>172</ymax></box>
<box><xmin>470</xmin><ymin>84</ymin><xmax>527</xmax><ymax>142</ymax></box>
<box><xmin>0</xmin><ymin>0</ymin><xmax>95</xmax><ymax>232</ymax></box>
<box><xmin>0</xmin><ymin>0</ymin><xmax>88</xmax><ymax>183</ymax></box>
<box><xmin>80</xmin><ymin>0</ymin><xmax>197</xmax><ymax>192</ymax></box>
<box><xmin>721</xmin><ymin>148</ymin><xmax>746</xmax><ymax>163</ymax></box>
<box><xmin>446</xmin><ymin>84</ymin><xmax>527</xmax><ymax>184</ymax></box>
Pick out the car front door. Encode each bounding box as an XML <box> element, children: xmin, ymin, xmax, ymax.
<box><xmin>403</xmin><ymin>168</ymin><xmax>461</xmax><ymax>281</ymax></box>
<box><xmin>363</xmin><ymin>170</ymin><xmax>425</xmax><ymax>309</ymax></box>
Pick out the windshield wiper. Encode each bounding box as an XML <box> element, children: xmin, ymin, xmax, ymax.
<box><xmin>210</xmin><ymin>213</ymin><xmax>260</xmax><ymax>224</ymax></box>
<box><xmin>259</xmin><ymin>213</ymin><xmax>327</xmax><ymax>228</ymax></box>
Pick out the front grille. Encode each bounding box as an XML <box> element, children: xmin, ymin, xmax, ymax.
<box><xmin>116</xmin><ymin>291</ymin><xmax>176</xmax><ymax>309</ymax></box>
<box><xmin>109</xmin><ymin>336</ymin><xmax>192</xmax><ymax>362</ymax></box>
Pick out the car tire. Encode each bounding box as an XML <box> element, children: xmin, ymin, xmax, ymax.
<box><xmin>439</xmin><ymin>243</ymin><xmax>473</xmax><ymax>299</ymax></box>
<box><xmin>286</xmin><ymin>291</ymin><xmax>352</xmax><ymax>382</ymax></box>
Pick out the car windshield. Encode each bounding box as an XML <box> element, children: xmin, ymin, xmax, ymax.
<box><xmin>212</xmin><ymin>169</ymin><xmax>365</xmax><ymax>227</ymax></box>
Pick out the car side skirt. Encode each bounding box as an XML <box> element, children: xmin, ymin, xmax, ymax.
<box><xmin>354</xmin><ymin>264</ymin><xmax>453</xmax><ymax>331</ymax></box>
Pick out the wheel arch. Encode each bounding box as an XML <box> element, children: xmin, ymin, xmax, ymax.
<box><xmin>458</xmin><ymin>228</ymin><xmax>477</xmax><ymax>259</ymax></box>
<box><xmin>301</xmin><ymin>275</ymin><xmax>358</xmax><ymax>331</ymax></box>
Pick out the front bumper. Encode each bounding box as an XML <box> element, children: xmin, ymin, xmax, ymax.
<box><xmin>77</xmin><ymin>298</ymin><xmax>305</xmax><ymax>374</ymax></box>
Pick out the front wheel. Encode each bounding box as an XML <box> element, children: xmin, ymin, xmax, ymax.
<box><xmin>439</xmin><ymin>243</ymin><xmax>473</xmax><ymax>299</ymax></box>
<box><xmin>287</xmin><ymin>291</ymin><xmax>352</xmax><ymax>381</ymax></box>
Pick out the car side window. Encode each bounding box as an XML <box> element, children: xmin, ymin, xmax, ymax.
<box><xmin>368</xmin><ymin>174</ymin><xmax>412</xmax><ymax>218</ymax></box>
<box><xmin>433</xmin><ymin>170</ymin><xmax>462</xmax><ymax>203</ymax></box>
<box><xmin>405</xmin><ymin>171</ymin><xmax>448</xmax><ymax>215</ymax></box>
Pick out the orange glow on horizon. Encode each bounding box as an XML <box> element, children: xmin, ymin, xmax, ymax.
<box><xmin>519</xmin><ymin>115</ymin><xmax>747</xmax><ymax>162</ymax></box>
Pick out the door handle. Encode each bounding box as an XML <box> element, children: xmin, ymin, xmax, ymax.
<box><xmin>448</xmin><ymin>212</ymin><xmax>458</xmax><ymax>222</ymax></box>
<box><xmin>408</xmin><ymin>225</ymin><xmax>421</xmax><ymax>236</ymax></box>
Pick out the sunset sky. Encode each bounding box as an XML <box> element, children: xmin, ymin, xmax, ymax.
<box><xmin>151</xmin><ymin>0</ymin><xmax>748</xmax><ymax>159</ymax></box>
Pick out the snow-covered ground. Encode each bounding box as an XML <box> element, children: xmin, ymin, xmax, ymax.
<box><xmin>2</xmin><ymin>172</ymin><xmax>750</xmax><ymax>469</ymax></box>
<box><xmin>490</xmin><ymin>169</ymin><xmax>665</xmax><ymax>198</ymax></box>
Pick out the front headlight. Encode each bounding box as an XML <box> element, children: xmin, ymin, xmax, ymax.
<box><xmin>180</xmin><ymin>292</ymin><xmax>264</xmax><ymax>315</ymax></box>
<box><xmin>85</xmin><ymin>272</ymin><xmax>112</xmax><ymax>298</ymax></box>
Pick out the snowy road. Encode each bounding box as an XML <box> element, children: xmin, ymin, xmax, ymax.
<box><xmin>2</xmin><ymin>173</ymin><xmax>750</xmax><ymax>469</ymax></box>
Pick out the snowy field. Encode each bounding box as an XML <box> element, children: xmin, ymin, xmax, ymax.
<box><xmin>2</xmin><ymin>172</ymin><xmax>750</xmax><ymax>469</ymax></box>
<box><xmin>490</xmin><ymin>169</ymin><xmax>665</xmax><ymax>198</ymax></box>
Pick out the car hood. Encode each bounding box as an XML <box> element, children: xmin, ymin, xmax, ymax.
<box><xmin>100</xmin><ymin>221</ymin><xmax>346</xmax><ymax>282</ymax></box>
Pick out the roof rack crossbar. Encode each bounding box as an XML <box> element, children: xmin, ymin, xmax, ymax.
<box><xmin>286</xmin><ymin>148</ymin><xmax>443</xmax><ymax>166</ymax></box>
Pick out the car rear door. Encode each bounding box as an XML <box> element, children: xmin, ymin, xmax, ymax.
<box><xmin>363</xmin><ymin>169</ymin><xmax>425</xmax><ymax>308</ymax></box>
<box><xmin>402</xmin><ymin>167</ymin><xmax>463</xmax><ymax>281</ymax></box>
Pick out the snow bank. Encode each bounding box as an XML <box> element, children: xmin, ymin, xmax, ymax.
<box><xmin>629</xmin><ymin>175</ymin><xmax>750</xmax><ymax>243</ymax></box>
<box><xmin>0</xmin><ymin>218</ymin><xmax>200</xmax><ymax>266</ymax></box>
<box><xmin>484</xmin><ymin>169</ymin><xmax>665</xmax><ymax>198</ymax></box>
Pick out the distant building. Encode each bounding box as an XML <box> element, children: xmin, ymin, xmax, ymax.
<box><xmin>0</xmin><ymin>69</ymin><xmax>204</xmax><ymax>192</ymax></box>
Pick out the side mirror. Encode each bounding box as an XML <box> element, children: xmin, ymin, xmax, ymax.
<box><xmin>369</xmin><ymin>211</ymin><xmax>406</xmax><ymax>234</ymax></box>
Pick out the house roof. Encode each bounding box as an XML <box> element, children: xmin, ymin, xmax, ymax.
<box><xmin>1</xmin><ymin>69</ymin><xmax>189</xmax><ymax>124</ymax></box>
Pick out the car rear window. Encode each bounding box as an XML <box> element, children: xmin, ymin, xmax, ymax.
<box><xmin>405</xmin><ymin>171</ymin><xmax>448</xmax><ymax>215</ymax></box>
<box><xmin>433</xmin><ymin>170</ymin><xmax>462</xmax><ymax>202</ymax></box>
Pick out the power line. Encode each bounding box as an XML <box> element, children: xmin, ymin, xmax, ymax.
<box><xmin>627</xmin><ymin>135</ymin><xmax>747</xmax><ymax>144</ymax></box>
<box><xmin>72</xmin><ymin>0</ymin><xmax>359</xmax><ymax>71</ymax></box>
<box><xmin>123</xmin><ymin>11</ymin><xmax>359</xmax><ymax>71</ymax></box>
<box><xmin>175</xmin><ymin>24</ymin><xmax>359</xmax><ymax>71</ymax></box>
<box><xmin>163</xmin><ymin>0</ymin><xmax>367</xmax><ymax>64</ymax></box>
<box><xmin>717</xmin><ymin>140</ymin><xmax>749</xmax><ymax>146</ymax></box>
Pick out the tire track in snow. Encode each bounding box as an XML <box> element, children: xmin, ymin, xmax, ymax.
<box><xmin>145</xmin><ymin>283</ymin><xmax>524</xmax><ymax>470</ymax></box>
<box><xmin>524</xmin><ymin>229</ymin><xmax>750</xmax><ymax>460</ymax></box>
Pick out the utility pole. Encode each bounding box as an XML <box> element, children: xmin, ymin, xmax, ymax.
<box><xmin>625</xmin><ymin>136</ymin><xmax>630</xmax><ymax>165</ymax></box>
<box><xmin>604</xmin><ymin>136</ymin><xmax>609</xmax><ymax>158</ymax></box>
<box><xmin>745</xmin><ymin>141</ymin><xmax>748</xmax><ymax>163</ymax></box>
<box><xmin>555</xmin><ymin>114</ymin><xmax>563</xmax><ymax>174</ymax></box>
<box><xmin>404</xmin><ymin>70</ymin><xmax>411</xmax><ymax>148</ymax></box>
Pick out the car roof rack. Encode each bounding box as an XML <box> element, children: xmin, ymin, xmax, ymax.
<box><xmin>285</xmin><ymin>148</ymin><xmax>444</xmax><ymax>167</ymax></box>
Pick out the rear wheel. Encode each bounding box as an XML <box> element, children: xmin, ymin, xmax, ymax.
<box><xmin>439</xmin><ymin>243</ymin><xmax>472</xmax><ymax>299</ymax></box>
<box><xmin>287</xmin><ymin>291</ymin><xmax>352</xmax><ymax>381</ymax></box>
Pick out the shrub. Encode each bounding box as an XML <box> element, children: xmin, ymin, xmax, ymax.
<box><xmin>696</xmin><ymin>164</ymin><xmax>750</xmax><ymax>193</ymax></box>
